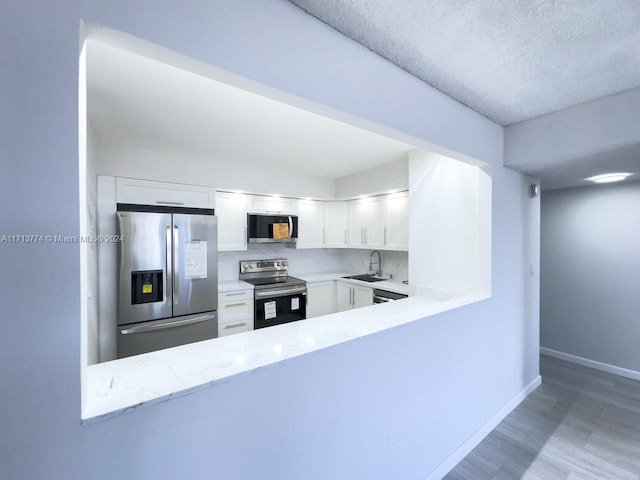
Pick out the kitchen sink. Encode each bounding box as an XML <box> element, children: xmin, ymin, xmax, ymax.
<box><xmin>342</xmin><ymin>274</ymin><xmax>386</xmax><ymax>283</ymax></box>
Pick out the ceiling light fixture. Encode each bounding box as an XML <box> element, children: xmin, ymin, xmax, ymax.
<box><xmin>585</xmin><ymin>173</ymin><xmax>632</xmax><ymax>184</ymax></box>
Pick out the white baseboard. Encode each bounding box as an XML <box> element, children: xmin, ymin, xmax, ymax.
<box><xmin>540</xmin><ymin>347</ymin><xmax>640</xmax><ymax>381</ymax></box>
<box><xmin>424</xmin><ymin>375</ymin><xmax>542</xmax><ymax>480</ymax></box>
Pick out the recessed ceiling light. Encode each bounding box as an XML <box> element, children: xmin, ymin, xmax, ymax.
<box><xmin>585</xmin><ymin>173</ymin><xmax>632</xmax><ymax>184</ymax></box>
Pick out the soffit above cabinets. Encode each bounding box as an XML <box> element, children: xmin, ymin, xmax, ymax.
<box><xmin>86</xmin><ymin>38</ymin><xmax>417</xmax><ymax>180</ymax></box>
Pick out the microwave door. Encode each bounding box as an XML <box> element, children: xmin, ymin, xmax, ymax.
<box><xmin>172</xmin><ymin>213</ymin><xmax>218</xmax><ymax>317</ymax></box>
<box><xmin>117</xmin><ymin>211</ymin><xmax>173</xmax><ymax>325</ymax></box>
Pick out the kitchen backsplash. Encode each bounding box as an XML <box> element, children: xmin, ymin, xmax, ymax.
<box><xmin>337</xmin><ymin>249</ymin><xmax>408</xmax><ymax>283</ymax></box>
<box><xmin>218</xmin><ymin>246</ymin><xmax>408</xmax><ymax>283</ymax></box>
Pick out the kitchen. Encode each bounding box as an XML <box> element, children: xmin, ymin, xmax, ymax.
<box><xmin>82</xmin><ymin>24</ymin><xmax>491</xmax><ymax>419</ymax></box>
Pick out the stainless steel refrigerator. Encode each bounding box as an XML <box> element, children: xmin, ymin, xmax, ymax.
<box><xmin>116</xmin><ymin>204</ymin><xmax>218</xmax><ymax>358</ymax></box>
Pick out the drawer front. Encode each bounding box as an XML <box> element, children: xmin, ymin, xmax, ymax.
<box><xmin>218</xmin><ymin>289</ymin><xmax>253</xmax><ymax>303</ymax></box>
<box><xmin>218</xmin><ymin>299</ymin><xmax>253</xmax><ymax>323</ymax></box>
<box><xmin>218</xmin><ymin>319</ymin><xmax>252</xmax><ymax>337</ymax></box>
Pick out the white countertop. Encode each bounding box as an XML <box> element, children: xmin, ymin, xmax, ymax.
<box><xmin>295</xmin><ymin>271</ymin><xmax>352</xmax><ymax>283</ymax></box>
<box><xmin>82</xmin><ymin>289</ymin><xmax>485</xmax><ymax>424</ymax></box>
<box><xmin>297</xmin><ymin>271</ymin><xmax>409</xmax><ymax>296</ymax></box>
<box><xmin>218</xmin><ymin>280</ymin><xmax>254</xmax><ymax>292</ymax></box>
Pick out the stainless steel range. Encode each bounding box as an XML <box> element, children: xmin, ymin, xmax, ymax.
<box><xmin>239</xmin><ymin>258</ymin><xmax>307</xmax><ymax>329</ymax></box>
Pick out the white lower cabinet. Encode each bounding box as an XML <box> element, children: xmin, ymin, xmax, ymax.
<box><xmin>336</xmin><ymin>281</ymin><xmax>373</xmax><ymax>312</ymax></box>
<box><xmin>306</xmin><ymin>281</ymin><xmax>337</xmax><ymax>318</ymax></box>
<box><xmin>218</xmin><ymin>289</ymin><xmax>254</xmax><ymax>337</ymax></box>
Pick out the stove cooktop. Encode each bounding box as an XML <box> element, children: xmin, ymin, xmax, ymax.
<box><xmin>242</xmin><ymin>275</ymin><xmax>305</xmax><ymax>288</ymax></box>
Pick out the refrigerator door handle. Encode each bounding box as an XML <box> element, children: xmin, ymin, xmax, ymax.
<box><xmin>165</xmin><ymin>225</ymin><xmax>173</xmax><ymax>305</ymax></box>
<box><xmin>120</xmin><ymin>314</ymin><xmax>216</xmax><ymax>335</ymax></box>
<box><xmin>173</xmin><ymin>225</ymin><xmax>179</xmax><ymax>304</ymax></box>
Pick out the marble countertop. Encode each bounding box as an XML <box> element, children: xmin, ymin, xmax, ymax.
<box><xmin>292</xmin><ymin>271</ymin><xmax>409</xmax><ymax>295</ymax></box>
<box><xmin>295</xmin><ymin>271</ymin><xmax>352</xmax><ymax>283</ymax></box>
<box><xmin>218</xmin><ymin>280</ymin><xmax>254</xmax><ymax>293</ymax></box>
<box><xmin>82</xmin><ymin>290</ymin><xmax>485</xmax><ymax>424</ymax></box>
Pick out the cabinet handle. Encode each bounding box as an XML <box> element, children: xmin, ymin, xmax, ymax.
<box><xmin>323</xmin><ymin>228</ymin><xmax>326</xmax><ymax>245</ymax></box>
<box><xmin>344</xmin><ymin>229</ymin><xmax>347</xmax><ymax>245</ymax></box>
<box><xmin>224</xmin><ymin>302</ymin><xmax>247</xmax><ymax>308</ymax></box>
<box><xmin>365</xmin><ymin>228</ymin><xmax>368</xmax><ymax>245</ymax></box>
<box><xmin>244</xmin><ymin>227</ymin><xmax>247</xmax><ymax>246</ymax></box>
<box><xmin>223</xmin><ymin>322</ymin><xmax>247</xmax><ymax>329</ymax></box>
<box><xmin>223</xmin><ymin>291</ymin><xmax>247</xmax><ymax>297</ymax></box>
<box><xmin>384</xmin><ymin>227</ymin><xmax>387</xmax><ymax>245</ymax></box>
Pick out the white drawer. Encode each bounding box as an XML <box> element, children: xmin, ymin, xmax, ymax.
<box><xmin>218</xmin><ymin>319</ymin><xmax>252</xmax><ymax>337</ymax></box>
<box><xmin>218</xmin><ymin>299</ymin><xmax>253</xmax><ymax>323</ymax></box>
<box><xmin>218</xmin><ymin>289</ymin><xmax>253</xmax><ymax>303</ymax></box>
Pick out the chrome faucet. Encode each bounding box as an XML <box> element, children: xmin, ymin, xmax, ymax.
<box><xmin>369</xmin><ymin>250</ymin><xmax>382</xmax><ymax>277</ymax></box>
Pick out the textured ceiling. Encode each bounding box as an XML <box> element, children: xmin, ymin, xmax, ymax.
<box><xmin>289</xmin><ymin>0</ymin><xmax>640</xmax><ymax>126</ymax></box>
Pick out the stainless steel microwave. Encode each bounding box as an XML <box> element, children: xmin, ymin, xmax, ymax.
<box><xmin>247</xmin><ymin>213</ymin><xmax>298</xmax><ymax>243</ymax></box>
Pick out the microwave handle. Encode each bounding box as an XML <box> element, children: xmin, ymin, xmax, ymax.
<box><xmin>288</xmin><ymin>216</ymin><xmax>293</xmax><ymax>238</ymax></box>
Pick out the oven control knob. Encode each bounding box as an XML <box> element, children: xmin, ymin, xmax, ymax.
<box><xmin>276</xmin><ymin>261</ymin><xmax>281</xmax><ymax>267</ymax></box>
<box><xmin>282</xmin><ymin>260</ymin><xmax>287</xmax><ymax>266</ymax></box>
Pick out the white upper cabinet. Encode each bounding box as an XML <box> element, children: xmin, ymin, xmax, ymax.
<box><xmin>216</xmin><ymin>191</ymin><xmax>249</xmax><ymax>251</ymax></box>
<box><xmin>348</xmin><ymin>200</ymin><xmax>368</xmax><ymax>248</ymax></box>
<box><xmin>383</xmin><ymin>191</ymin><xmax>409</xmax><ymax>251</ymax></box>
<box><xmin>297</xmin><ymin>200</ymin><xmax>325</xmax><ymax>249</ymax></box>
<box><xmin>324</xmin><ymin>201</ymin><xmax>348</xmax><ymax>248</ymax></box>
<box><xmin>365</xmin><ymin>197</ymin><xmax>385</xmax><ymax>248</ymax></box>
<box><xmin>116</xmin><ymin>177</ymin><xmax>216</xmax><ymax>209</ymax></box>
<box><xmin>249</xmin><ymin>195</ymin><xmax>298</xmax><ymax>215</ymax></box>
<box><xmin>348</xmin><ymin>197</ymin><xmax>384</xmax><ymax>249</ymax></box>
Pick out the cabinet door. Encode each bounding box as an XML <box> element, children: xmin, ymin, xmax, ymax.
<box><xmin>365</xmin><ymin>197</ymin><xmax>385</xmax><ymax>248</ymax></box>
<box><xmin>116</xmin><ymin>177</ymin><xmax>216</xmax><ymax>209</ymax></box>
<box><xmin>324</xmin><ymin>202</ymin><xmax>348</xmax><ymax>248</ymax></box>
<box><xmin>297</xmin><ymin>200</ymin><xmax>325</xmax><ymax>249</ymax></box>
<box><xmin>353</xmin><ymin>285</ymin><xmax>373</xmax><ymax>308</ymax></box>
<box><xmin>384</xmin><ymin>192</ymin><xmax>409</xmax><ymax>251</ymax></box>
<box><xmin>216</xmin><ymin>192</ymin><xmax>248</xmax><ymax>251</ymax></box>
<box><xmin>336</xmin><ymin>282</ymin><xmax>353</xmax><ymax>312</ymax></box>
<box><xmin>348</xmin><ymin>200</ymin><xmax>367</xmax><ymax>248</ymax></box>
<box><xmin>307</xmin><ymin>281</ymin><xmax>336</xmax><ymax>318</ymax></box>
<box><xmin>249</xmin><ymin>195</ymin><xmax>297</xmax><ymax>215</ymax></box>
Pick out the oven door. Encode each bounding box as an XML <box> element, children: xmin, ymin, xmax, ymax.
<box><xmin>254</xmin><ymin>286</ymin><xmax>307</xmax><ymax>329</ymax></box>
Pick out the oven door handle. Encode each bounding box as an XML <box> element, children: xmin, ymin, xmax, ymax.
<box><xmin>255</xmin><ymin>287</ymin><xmax>307</xmax><ymax>300</ymax></box>
<box><xmin>373</xmin><ymin>295</ymin><xmax>395</xmax><ymax>303</ymax></box>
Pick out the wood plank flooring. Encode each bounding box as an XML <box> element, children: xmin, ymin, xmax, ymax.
<box><xmin>444</xmin><ymin>354</ymin><xmax>640</xmax><ymax>480</ymax></box>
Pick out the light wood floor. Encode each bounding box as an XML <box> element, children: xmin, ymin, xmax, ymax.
<box><xmin>444</xmin><ymin>354</ymin><xmax>640</xmax><ymax>480</ymax></box>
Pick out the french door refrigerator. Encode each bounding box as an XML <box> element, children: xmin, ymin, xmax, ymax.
<box><xmin>116</xmin><ymin>204</ymin><xmax>218</xmax><ymax>358</ymax></box>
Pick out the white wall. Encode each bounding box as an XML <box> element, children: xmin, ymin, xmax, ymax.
<box><xmin>541</xmin><ymin>182</ymin><xmax>640</xmax><ymax>373</ymax></box>
<box><xmin>408</xmin><ymin>150</ymin><xmax>493</xmax><ymax>296</ymax></box>
<box><xmin>336</xmin><ymin>157</ymin><xmax>409</xmax><ymax>198</ymax></box>
<box><xmin>504</xmin><ymin>88</ymin><xmax>640</xmax><ymax>189</ymax></box>
<box><xmin>506</xmin><ymin>88</ymin><xmax>640</xmax><ymax>168</ymax></box>
<box><xmin>93</xmin><ymin>143</ymin><xmax>337</xmax><ymax>200</ymax></box>
<box><xmin>0</xmin><ymin>1</ymin><xmax>538</xmax><ymax>479</ymax></box>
